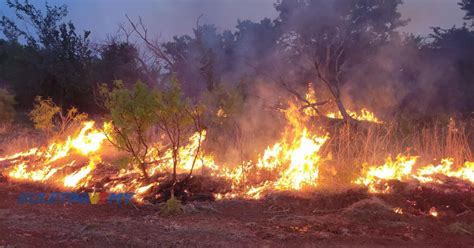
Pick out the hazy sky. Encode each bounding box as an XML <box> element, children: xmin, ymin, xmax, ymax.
<box><xmin>0</xmin><ymin>0</ymin><xmax>466</xmax><ymax>42</ymax></box>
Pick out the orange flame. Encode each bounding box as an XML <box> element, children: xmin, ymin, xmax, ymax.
<box><xmin>0</xmin><ymin>87</ymin><xmax>472</xmax><ymax>204</ymax></box>
<box><xmin>355</xmin><ymin>155</ymin><xmax>474</xmax><ymax>193</ymax></box>
<box><xmin>2</xmin><ymin>121</ymin><xmax>106</xmax><ymax>188</ymax></box>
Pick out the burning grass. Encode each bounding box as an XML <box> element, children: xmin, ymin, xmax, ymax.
<box><xmin>0</xmin><ymin>89</ymin><xmax>472</xmax><ymax>214</ymax></box>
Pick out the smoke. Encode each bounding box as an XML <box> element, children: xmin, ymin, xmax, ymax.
<box><xmin>135</xmin><ymin>0</ymin><xmax>472</xmax><ymax>160</ymax></box>
<box><xmin>105</xmin><ymin>0</ymin><xmax>470</xmax><ymax>121</ymax></box>
<box><xmin>342</xmin><ymin>34</ymin><xmax>472</xmax><ymax>118</ymax></box>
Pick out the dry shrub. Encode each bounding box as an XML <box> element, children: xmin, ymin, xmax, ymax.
<box><xmin>29</xmin><ymin>96</ymin><xmax>87</xmax><ymax>136</ymax></box>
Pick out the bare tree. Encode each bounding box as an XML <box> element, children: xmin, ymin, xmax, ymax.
<box><xmin>275</xmin><ymin>0</ymin><xmax>407</xmax><ymax>124</ymax></box>
<box><xmin>125</xmin><ymin>15</ymin><xmax>175</xmax><ymax>70</ymax></box>
<box><xmin>311</xmin><ymin>37</ymin><xmax>355</xmax><ymax>123</ymax></box>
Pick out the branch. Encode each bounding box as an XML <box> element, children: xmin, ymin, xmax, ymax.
<box><xmin>281</xmin><ymin>81</ymin><xmax>323</xmax><ymax>115</ymax></box>
<box><xmin>125</xmin><ymin>15</ymin><xmax>174</xmax><ymax>69</ymax></box>
<box><xmin>244</xmin><ymin>59</ymin><xmax>326</xmax><ymax>116</ymax></box>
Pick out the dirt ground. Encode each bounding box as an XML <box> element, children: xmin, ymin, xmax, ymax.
<box><xmin>0</xmin><ymin>181</ymin><xmax>473</xmax><ymax>247</ymax></box>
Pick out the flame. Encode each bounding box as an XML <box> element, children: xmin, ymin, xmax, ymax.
<box><xmin>220</xmin><ymin>101</ymin><xmax>330</xmax><ymax>198</ymax></box>
<box><xmin>2</xmin><ymin>121</ymin><xmax>107</xmax><ymax>188</ymax></box>
<box><xmin>428</xmin><ymin>207</ymin><xmax>438</xmax><ymax>217</ymax></box>
<box><xmin>71</xmin><ymin>122</ymin><xmax>106</xmax><ymax>155</ymax></box>
<box><xmin>326</xmin><ymin>108</ymin><xmax>383</xmax><ymax>123</ymax></box>
<box><xmin>355</xmin><ymin>155</ymin><xmax>418</xmax><ymax>193</ymax></box>
<box><xmin>146</xmin><ymin>130</ymin><xmax>218</xmax><ymax>177</ymax></box>
<box><xmin>302</xmin><ymin>84</ymin><xmax>382</xmax><ymax>123</ymax></box>
<box><xmin>63</xmin><ymin>156</ymin><xmax>99</xmax><ymax>188</ymax></box>
<box><xmin>0</xmin><ymin>86</ymin><xmax>472</xmax><ymax>204</ymax></box>
<box><xmin>274</xmin><ymin>129</ymin><xmax>328</xmax><ymax>190</ymax></box>
<box><xmin>0</xmin><ymin>148</ymin><xmax>39</xmax><ymax>162</ymax></box>
<box><xmin>393</xmin><ymin>207</ymin><xmax>403</xmax><ymax>214</ymax></box>
<box><xmin>8</xmin><ymin>162</ymin><xmax>61</xmax><ymax>182</ymax></box>
<box><xmin>415</xmin><ymin>160</ymin><xmax>474</xmax><ymax>183</ymax></box>
<box><xmin>355</xmin><ymin>155</ymin><xmax>474</xmax><ymax>193</ymax></box>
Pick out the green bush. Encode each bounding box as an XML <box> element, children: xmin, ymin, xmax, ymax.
<box><xmin>29</xmin><ymin>96</ymin><xmax>60</xmax><ymax>132</ymax></box>
<box><xmin>100</xmin><ymin>80</ymin><xmax>159</xmax><ymax>178</ymax></box>
<box><xmin>29</xmin><ymin>96</ymin><xmax>87</xmax><ymax>135</ymax></box>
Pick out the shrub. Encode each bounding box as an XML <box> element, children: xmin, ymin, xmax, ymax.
<box><xmin>160</xmin><ymin>196</ymin><xmax>183</xmax><ymax>216</ymax></box>
<box><xmin>100</xmin><ymin>81</ymin><xmax>159</xmax><ymax>179</ymax></box>
<box><xmin>29</xmin><ymin>96</ymin><xmax>87</xmax><ymax>135</ymax></box>
<box><xmin>101</xmin><ymin>79</ymin><xmax>205</xmax><ymax>187</ymax></box>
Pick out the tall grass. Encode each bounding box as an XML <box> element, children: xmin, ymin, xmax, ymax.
<box><xmin>0</xmin><ymin>124</ymin><xmax>44</xmax><ymax>155</ymax></box>
<box><xmin>319</xmin><ymin>117</ymin><xmax>473</xmax><ymax>190</ymax></box>
<box><xmin>412</xmin><ymin>118</ymin><xmax>472</xmax><ymax>165</ymax></box>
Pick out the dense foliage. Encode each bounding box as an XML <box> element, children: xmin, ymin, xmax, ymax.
<box><xmin>100</xmin><ymin>81</ymin><xmax>159</xmax><ymax>178</ymax></box>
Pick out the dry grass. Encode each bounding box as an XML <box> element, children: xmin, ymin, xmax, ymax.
<box><xmin>319</xmin><ymin>117</ymin><xmax>473</xmax><ymax>189</ymax></box>
<box><xmin>412</xmin><ymin>119</ymin><xmax>472</xmax><ymax>165</ymax></box>
<box><xmin>0</xmin><ymin>113</ymin><xmax>472</xmax><ymax>195</ymax></box>
<box><xmin>0</xmin><ymin>124</ymin><xmax>44</xmax><ymax>155</ymax></box>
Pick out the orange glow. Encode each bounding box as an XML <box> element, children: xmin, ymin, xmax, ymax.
<box><xmin>0</xmin><ymin>87</ymin><xmax>472</xmax><ymax>204</ymax></box>
<box><xmin>3</xmin><ymin>121</ymin><xmax>107</xmax><ymax>188</ymax></box>
<box><xmin>429</xmin><ymin>207</ymin><xmax>439</xmax><ymax>217</ymax></box>
<box><xmin>326</xmin><ymin>108</ymin><xmax>383</xmax><ymax>123</ymax></box>
<box><xmin>355</xmin><ymin>156</ymin><xmax>474</xmax><ymax>193</ymax></box>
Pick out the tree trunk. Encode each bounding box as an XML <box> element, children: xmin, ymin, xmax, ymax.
<box><xmin>171</xmin><ymin>148</ymin><xmax>178</xmax><ymax>198</ymax></box>
<box><xmin>334</xmin><ymin>95</ymin><xmax>356</xmax><ymax>124</ymax></box>
<box><xmin>313</xmin><ymin>61</ymin><xmax>356</xmax><ymax>124</ymax></box>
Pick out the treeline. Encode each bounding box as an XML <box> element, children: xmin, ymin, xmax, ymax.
<box><xmin>0</xmin><ymin>0</ymin><xmax>473</xmax><ymax>122</ymax></box>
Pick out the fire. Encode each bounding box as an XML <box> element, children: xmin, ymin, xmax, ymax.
<box><xmin>303</xmin><ymin>83</ymin><xmax>382</xmax><ymax>123</ymax></box>
<box><xmin>355</xmin><ymin>155</ymin><xmax>474</xmax><ymax>193</ymax></box>
<box><xmin>96</xmin><ymin>129</ymin><xmax>220</xmax><ymax>203</ymax></box>
<box><xmin>355</xmin><ymin>155</ymin><xmax>418</xmax><ymax>193</ymax></box>
<box><xmin>221</xmin><ymin>101</ymin><xmax>330</xmax><ymax>198</ymax></box>
<box><xmin>326</xmin><ymin>108</ymin><xmax>383</xmax><ymax>123</ymax></box>
<box><xmin>0</xmin><ymin>87</ymin><xmax>472</xmax><ymax>204</ymax></box>
<box><xmin>242</xmin><ymin>128</ymin><xmax>328</xmax><ymax>196</ymax></box>
<box><xmin>117</xmin><ymin>97</ymin><xmax>332</xmax><ymax>200</ymax></box>
<box><xmin>146</xmin><ymin>130</ymin><xmax>218</xmax><ymax>177</ymax></box>
<box><xmin>2</xmin><ymin>121</ymin><xmax>107</xmax><ymax>188</ymax></box>
<box><xmin>63</xmin><ymin>156</ymin><xmax>100</xmax><ymax>188</ymax></box>
<box><xmin>273</xmin><ymin>129</ymin><xmax>328</xmax><ymax>190</ymax></box>
<box><xmin>393</xmin><ymin>207</ymin><xmax>403</xmax><ymax>214</ymax></box>
<box><xmin>71</xmin><ymin>122</ymin><xmax>107</xmax><ymax>155</ymax></box>
<box><xmin>428</xmin><ymin>207</ymin><xmax>438</xmax><ymax>217</ymax></box>
<box><xmin>8</xmin><ymin>163</ymin><xmax>61</xmax><ymax>182</ymax></box>
<box><xmin>415</xmin><ymin>160</ymin><xmax>474</xmax><ymax>183</ymax></box>
<box><xmin>0</xmin><ymin>148</ymin><xmax>39</xmax><ymax>162</ymax></box>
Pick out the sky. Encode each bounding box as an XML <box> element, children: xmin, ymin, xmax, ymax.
<box><xmin>0</xmin><ymin>0</ymin><xmax>466</xmax><ymax>43</ymax></box>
